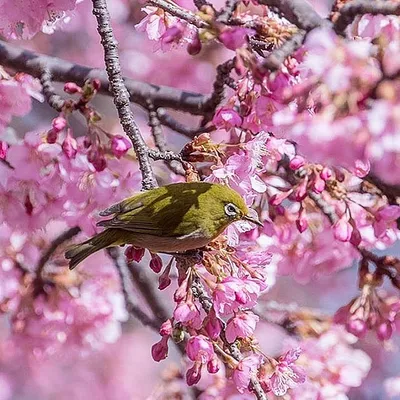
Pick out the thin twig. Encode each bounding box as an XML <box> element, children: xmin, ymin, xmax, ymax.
<box><xmin>0</xmin><ymin>39</ymin><xmax>206</xmax><ymax>115</ymax></box>
<box><xmin>334</xmin><ymin>0</ymin><xmax>400</xmax><ymax>34</ymax></box>
<box><xmin>202</xmin><ymin>58</ymin><xmax>236</xmax><ymax>119</ymax></box>
<box><xmin>148</xmin><ymin>0</ymin><xmax>209</xmax><ymax>28</ymax></box>
<box><xmin>40</xmin><ymin>68</ymin><xmax>66</xmax><ymax>112</ymax></box>
<box><xmin>34</xmin><ymin>226</ymin><xmax>81</xmax><ymax>292</ymax></box>
<box><xmin>157</xmin><ymin>109</ymin><xmax>214</xmax><ymax>138</ymax></box>
<box><xmin>217</xmin><ymin>0</ymin><xmax>239</xmax><ymax>23</ymax></box>
<box><xmin>107</xmin><ymin>248</ymin><xmax>160</xmax><ymax>330</ymax></box>
<box><xmin>92</xmin><ymin>0</ymin><xmax>157</xmax><ymax>190</ymax></box>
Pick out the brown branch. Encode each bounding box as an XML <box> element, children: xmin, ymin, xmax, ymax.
<box><xmin>148</xmin><ymin>0</ymin><xmax>209</xmax><ymax>28</ymax></box>
<box><xmin>157</xmin><ymin>109</ymin><xmax>214</xmax><ymax>138</ymax></box>
<box><xmin>0</xmin><ymin>39</ymin><xmax>207</xmax><ymax>115</ymax></box>
<box><xmin>107</xmin><ymin>248</ymin><xmax>160</xmax><ymax>330</ymax></box>
<box><xmin>217</xmin><ymin>0</ymin><xmax>239</xmax><ymax>23</ymax></box>
<box><xmin>129</xmin><ymin>261</ymin><xmax>172</xmax><ymax>323</ymax></box>
<box><xmin>92</xmin><ymin>0</ymin><xmax>157</xmax><ymax>190</ymax></box>
<box><xmin>40</xmin><ymin>68</ymin><xmax>65</xmax><ymax>112</ymax></box>
<box><xmin>259</xmin><ymin>0</ymin><xmax>331</xmax><ymax>31</ymax></box>
<box><xmin>33</xmin><ymin>226</ymin><xmax>81</xmax><ymax>293</ymax></box>
<box><xmin>334</xmin><ymin>0</ymin><xmax>400</xmax><ymax>33</ymax></box>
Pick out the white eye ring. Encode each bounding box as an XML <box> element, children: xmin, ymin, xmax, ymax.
<box><xmin>225</xmin><ymin>203</ymin><xmax>238</xmax><ymax>217</ymax></box>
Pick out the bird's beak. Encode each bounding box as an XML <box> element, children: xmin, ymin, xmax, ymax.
<box><xmin>243</xmin><ymin>214</ymin><xmax>263</xmax><ymax>227</ymax></box>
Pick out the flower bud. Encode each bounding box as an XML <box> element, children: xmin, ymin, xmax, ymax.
<box><xmin>151</xmin><ymin>336</ymin><xmax>169</xmax><ymax>362</ymax></box>
<box><xmin>92</xmin><ymin>156</ymin><xmax>107</xmax><ymax>172</ymax></box>
<box><xmin>0</xmin><ymin>141</ymin><xmax>8</xmax><ymax>159</ymax></box>
<box><xmin>204</xmin><ymin>313</ymin><xmax>222</xmax><ymax>340</ymax></box>
<box><xmin>62</xmin><ymin>131</ymin><xmax>77</xmax><ymax>159</ymax></box>
<box><xmin>377</xmin><ymin>321</ymin><xmax>393</xmax><ymax>341</ymax></box>
<box><xmin>52</xmin><ymin>117</ymin><xmax>67</xmax><ymax>132</ymax></box>
<box><xmin>312</xmin><ymin>174</ymin><xmax>325</xmax><ymax>193</ymax></box>
<box><xmin>320</xmin><ymin>167</ymin><xmax>332</xmax><ymax>181</ymax></box>
<box><xmin>207</xmin><ymin>357</ymin><xmax>220</xmax><ymax>374</ymax></box>
<box><xmin>186</xmin><ymin>363</ymin><xmax>201</xmax><ymax>386</ymax></box>
<box><xmin>347</xmin><ymin>319</ymin><xmax>367</xmax><ymax>338</ymax></box>
<box><xmin>158</xmin><ymin>261</ymin><xmax>172</xmax><ymax>290</ymax></box>
<box><xmin>159</xmin><ymin>319</ymin><xmax>173</xmax><ymax>336</ymax></box>
<box><xmin>110</xmin><ymin>135</ymin><xmax>131</xmax><ymax>158</ymax></box>
<box><xmin>289</xmin><ymin>156</ymin><xmax>305</xmax><ymax>171</ymax></box>
<box><xmin>149</xmin><ymin>254</ymin><xmax>163</xmax><ymax>273</ymax></box>
<box><xmin>187</xmin><ymin>34</ymin><xmax>201</xmax><ymax>55</ymax></box>
<box><xmin>46</xmin><ymin>129</ymin><xmax>58</xmax><ymax>144</ymax></box>
<box><xmin>64</xmin><ymin>82</ymin><xmax>82</xmax><ymax>94</ymax></box>
<box><xmin>124</xmin><ymin>246</ymin><xmax>145</xmax><ymax>262</ymax></box>
<box><xmin>294</xmin><ymin>178</ymin><xmax>308</xmax><ymax>201</ymax></box>
<box><xmin>334</xmin><ymin>216</ymin><xmax>353</xmax><ymax>242</ymax></box>
<box><xmin>92</xmin><ymin>79</ymin><xmax>101</xmax><ymax>91</ymax></box>
<box><xmin>296</xmin><ymin>210</ymin><xmax>308</xmax><ymax>233</ymax></box>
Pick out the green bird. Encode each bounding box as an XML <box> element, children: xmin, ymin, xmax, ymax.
<box><xmin>65</xmin><ymin>181</ymin><xmax>262</xmax><ymax>270</ymax></box>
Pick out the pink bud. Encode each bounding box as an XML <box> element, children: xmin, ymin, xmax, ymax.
<box><xmin>64</xmin><ymin>82</ymin><xmax>82</xmax><ymax>94</ymax></box>
<box><xmin>320</xmin><ymin>167</ymin><xmax>332</xmax><ymax>181</ymax></box>
<box><xmin>161</xmin><ymin>24</ymin><xmax>184</xmax><ymax>45</ymax></box>
<box><xmin>151</xmin><ymin>336</ymin><xmax>169</xmax><ymax>362</ymax></box>
<box><xmin>347</xmin><ymin>319</ymin><xmax>367</xmax><ymax>338</ymax></box>
<box><xmin>350</xmin><ymin>228</ymin><xmax>362</xmax><ymax>246</ymax></box>
<box><xmin>235</xmin><ymin>291</ymin><xmax>247</xmax><ymax>305</ymax></box>
<box><xmin>110</xmin><ymin>135</ymin><xmax>131</xmax><ymax>158</ymax></box>
<box><xmin>204</xmin><ymin>313</ymin><xmax>222</xmax><ymax>340</ymax></box>
<box><xmin>0</xmin><ymin>141</ymin><xmax>8</xmax><ymax>159</ymax></box>
<box><xmin>46</xmin><ymin>129</ymin><xmax>58</xmax><ymax>144</ymax></box>
<box><xmin>296</xmin><ymin>210</ymin><xmax>308</xmax><ymax>233</ymax></box>
<box><xmin>187</xmin><ymin>34</ymin><xmax>201</xmax><ymax>55</ymax></box>
<box><xmin>158</xmin><ymin>261</ymin><xmax>172</xmax><ymax>290</ymax></box>
<box><xmin>377</xmin><ymin>321</ymin><xmax>393</xmax><ymax>341</ymax></box>
<box><xmin>207</xmin><ymin>358</ymin><xmax>220</xmax><ymax>374</ymax></box>
<box><xmin>354</xmin><ymin>159</ymin><xmax>370</xmax><ymax>178</ymax></box>
<box><xmin>174</xmin><ymin>276</ymin><xmax>189</xmax><ymax>302</ymax></box>
<box><xmin>83</xmin><ymin>137</ymin><xmax>92</xmax><ymax>148</ymax></box>
<box><xmin>289</xmin><ymin>156</ymin><xmax>305</xmax><ymax>171</ymax></box>
<box><xmin>159</xmin><ymin>319</ymin><xmax>173</xmax><ymax>336</ymax></box>
<box><xmin>312</xmin><ymin>174</ymin><xmax>325</xmax><ymax>193</ymax></box>
<box><xmin>124</xmin><ymin>246</ymin><xmax>145</xmax><ymax>263</ymax></box>
<box><xmin>52</xmin><ymin>117</ymin><xmax>67</xmax><ymax>132</ymax></box>
<box><xmin>92</xmin><ymin>157</ymin><xmax>107</xmax><ymax>172</ymax></box>
<box><xmin>334</xmin><ymin>216</ymin><xmax>353</xmax><ymax>242</ymax></box>
<box><xmin>294</xmin><ymin>178</ymin><xmax>308</xmax><ymax>201</ymax></box>
<box><xmin>92</xmin><ymin>79</ymin><xmax>101</xmax><ymax>91</ymax></box>
<box><xmin>62</xmin><ymin>132</ymin><xmax>77</xmax><ymax>159</ymax></box>
<box><xmin>186</xmin><ymin>363</ymin><xmax>201</xmax><ymax>386</ymax></box>
<box><xmin>149</xmin><ymin>254</ymin><xmax>163</xmax><ymax>273</ymax></box>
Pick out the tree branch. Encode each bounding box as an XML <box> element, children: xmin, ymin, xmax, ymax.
<box><xmin>107</xmin><ymin>248</ymin><xmax>160</xmax><ymax>330</ymax></box>
<box><xmin>39</xmin><ymin>68</ymin><xmax>66</xmax><ymax>112</ymax></box>
<box><xmin>258</xmin><ymin>0</ymin><xmax>331</xmax><ymax>31</ymax></box>
<box><xmin>92</xmin><ymin>0</ymin><xmax>157</xmax><ymax>190</ymax></box>
<box><xmin>333</xmin><ymin>0</ymin><xmax>400</xmax><ymax>34</ymax></box>
<box><xmin>148</xmin><ymin>0</ymin><xmax>209</xmax><ymax>28</ymax></box>
<box><xmin>34</xmin><ymin>226</ymin><xmax>81</xmax><ymax>293</ymax></box>
<box><xmin>0</xmin><ymin>39</ymin><xmax>206</xmax><ymax>115</ymax></box>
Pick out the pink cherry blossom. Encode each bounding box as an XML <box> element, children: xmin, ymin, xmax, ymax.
<box><xmin>225</xmin><ymin>311</ymin><xmax>259</xmax><ymax>343</ymax></box>
<box><xmin>232</xmin><ymin>354</ymin><xmax>262</xmax><ymax>393</ymax></box>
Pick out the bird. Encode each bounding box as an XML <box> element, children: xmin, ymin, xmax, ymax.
<box><xmin>65</xmin><ymin>181</ymin><xmax>262</xmax><ymax>270</ymax></box>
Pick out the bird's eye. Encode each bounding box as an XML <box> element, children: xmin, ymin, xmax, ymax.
<box><xmin>224</xmin><ymin>203</ymin><xmax>238</xmax><ymax>217</ymax></box>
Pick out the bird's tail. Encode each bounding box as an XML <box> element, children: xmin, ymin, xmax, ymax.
<box><xmin>65</xmin><ymin>230</ymin><xmax>118</xmax><ymax>270</ymax></box>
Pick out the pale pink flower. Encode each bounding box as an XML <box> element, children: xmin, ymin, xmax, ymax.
<box><xmin>269</xmin><ymin>348</ymin><xmax>306</xmax><ymax>396</ymax></box>
<box><xmin>384</xmin><ymin>376</ymin><xmax>400</xmax><ymax>398</ymax></box>
<box><xmin>333</xmin><ymin>215</ymin><xmax>353</xmax><ymax>242</ymax></box>
<box><xmin>212</xmin><ymin>107</ymin><xmax>243</xmax><ymax>130</ymax></box>
<box><xmin>225</xmin><ymin>311</ymin><xmax>259</xmax><ymax>343</ymax></box>
<box><xmin>232</xmin><ymin>354</ymin><xmax>262</xmax><ymax>393</ymax></box>
<box><xmin>186</xmin><ymin>335</ymin><xmax>215</xmax><ymax>364</ymax></box>
<box><xmin>110</xmin><ymin>135</ymin><xmax>131</xmax><ymax>158</ymax></box>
